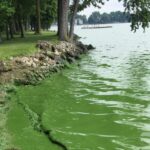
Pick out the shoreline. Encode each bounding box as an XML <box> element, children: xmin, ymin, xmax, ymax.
<box><xmin>0</xmin><ymin>41</ymin><xmax>94</xmax><ymax>85</ymax></box>
<box><xmin>0</xmin><ymin>40</ymin><xmax>94</xmax><ymax>150</ymax></box>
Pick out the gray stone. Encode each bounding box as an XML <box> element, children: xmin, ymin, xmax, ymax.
<box><xmin>0</xmin><ymin>61</ymin><xmax>5</xmax><ymax>73</ymax></box>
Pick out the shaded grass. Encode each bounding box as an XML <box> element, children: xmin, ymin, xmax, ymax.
<box><xmin>0</xmin><ymin>31</ymin><xmax>58</xmax><ymax>60</ymax></box>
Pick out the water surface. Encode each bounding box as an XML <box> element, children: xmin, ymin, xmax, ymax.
<box><xmin>8</xmin><ymin>24</ymin><xmax>150</xmax><ymax>150</ymax></box>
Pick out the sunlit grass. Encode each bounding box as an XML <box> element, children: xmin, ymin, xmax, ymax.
<box><xmin>0</xmin><ymin>31</ymin><xmax>58</xmax><ymax>60</ymax></box>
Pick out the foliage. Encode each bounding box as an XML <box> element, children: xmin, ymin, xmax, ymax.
<box><xmin>77</xmin><ymin>0</ymin><xmax>105</xmax><ymax>11</ymax></box>
<box><xmin>41</xmin><ymin>0</ymin><xmax>57</xmax><ymax>30</ymax></box>
<box><xmin>76</xmin><ymin>14</ymin><xmax>88</xmax><ymax>24</ymax></box>
<box><xmin>0</xmin><ymin>0</ymin><xmax>149</xmax><ymax>41</ymax></box>
<box><xmin>0</xmin><ymin>0</ymin><xmax>14</xmax><ymax>32</ymax></box>
<box><xmin>122</xmin><ymin>0</ymin><xmax>150</xmax><ymax>30</ymax></box>
<box><xmin>0</xmin><ymin>0</ymin><xmax>57</xmax><ymax>41</ymax></box>
<box><xmin>88</xmin><ymin>11</ymin><xmax>101</xmax><ymax>24</ymax></box>
<box><xmin>87</xmin><ymin>11</ymin><xmax>130</xmax><ymax>24</ymax></box>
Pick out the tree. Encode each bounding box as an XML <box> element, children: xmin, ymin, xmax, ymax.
<box><xmin>41</xmin><ymin>0</ymin><xmax>57</xmax><ymax>30</ymax></box>
<box><xmin>75</xmin><ymin>14</ymin><xmax>88</xmax><ymax>25</ymax></box>
<box><xmin>88</xmin><ymin>11</ymin><xmax>101</xmax><ymax>24</ymax></box>
<box><xmin>35</xmin><ymin>0</ymin><xmax>41</xmax><ymax>34</ymax></box>
<box><xmin>16</xmin><ymin>2</ymin><xmax>24</xmax><ymax>38</ymax></box>
<box><xmin>68</xmin><ymin>0</ymin><xmax>150</xmax><ymax>41</ymax></box>
<box><xmin>0</xmin><ymin>0</ymin><xmax>15</xmax><ymax>41</ymax></box>
<box><xmin>58</xmin><ymin>0</ymin><xmax>69</xmax><ymax>41</ymax></box>
<box><xmin>66</xmin><ymin>0</ymin><xmax>105</xmax><ymax>41</ymax></box>
<box><xmin>123</xmin><ymin>0</ymin><xmax>150</xmax><ymax>31</ymax></box>
<box><xmin>87</xmin><ymin>11</ymin><xmax>130</xmax><ymax>24</ymax></box>
<box><xmin>13</xmin><ymin>0</ymin><xmax>35</xmax><ymax>38</ymax></box>
<box><xmin>69</xmin><ymin>0</ymin><xmax>79</xmax><ymax>40</ymax></box>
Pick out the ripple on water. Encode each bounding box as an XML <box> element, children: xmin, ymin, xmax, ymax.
<box><xmin>8</xmin><ymin>24</ymin><xmax>150</xmax><ymax>150</ymax></box>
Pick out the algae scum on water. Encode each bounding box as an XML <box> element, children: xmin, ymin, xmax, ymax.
<box><xmin>2</xmin><ymin>24</ymin><xmax>150</xmax><ymax>150</ymax></box>
<box><xmin>7</xmin><ymin>49</ymin><xmax>150</xmax><ymax>150</ymax></box>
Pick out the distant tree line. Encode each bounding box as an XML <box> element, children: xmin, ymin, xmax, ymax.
<box><xmin>76</xmin><ymin>11</ymin><xmax>130</xmax><ymax>25</ymax></box>
<box><xmin>75</xmin><ymin>14</ymin><xmax>88</xmax><ymax>24</ymax></box>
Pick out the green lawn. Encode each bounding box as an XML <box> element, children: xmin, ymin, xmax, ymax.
<box><xmin>0</xmin><ymin>31</ymin><xmax>58</xmax><ymax>60</ymax></box>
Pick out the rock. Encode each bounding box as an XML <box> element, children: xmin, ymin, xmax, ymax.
<box><xmin>45</xmin><ymin>57</ymin><xmax>49</xmax><ymax>61</ymax></box>
<box><xmin>67</xmin><ymin>57</ymin><xmax>75</xmax><ymax>63</ymax></box>
<box><xmin>43</xmin><ymin>63</ymin><xmax>47</xmax><ymax>66</ymax></box>
<box><xmin>51</xmin><ymin>45</ymin><xmax>56</xmax><ymax>52</ymax></box>
<box><xmin>4</xmin><ymin>63</ymin><xmax>13</xmax><ymax>71</ymax></box>
<box><xmin>34</xmin><ymin>53</ymin><xmax>41</xmax><ymax>58</ymax></box>
<box><xmin>0</xmin><ymin>61</ymin><xmax>5</xmax><ymax>73</ymax></box>
<box><xmin>62</xmin><ymin>48</ymin><xmax>66</xmax><ymax>53</ymax></box>
<box><xmin>66</xmin><ymin>51</ymin><xmax>75</xmax><ymax>57</ymax></box>
<box><xmin>33</xmin><ymin>58</ymin><xmax>39</xmax><ymax>63</ymax></box>
<box><xmin>47</xmin><ymin>52</ymin><xmax>55</xmax><ymax>60</ymax></box>
<box><xmin>0</xmin><ymin>40</ymin><xmax>92</xmax><ymax>85</ymax></box>
<box><xmin>9</xmin><ymin>57</ymin><xmax>14</xmax><ymax>60</ymax></box>
<box><xmin>61</xmin><ymin>54</ymin><xmax>67</xmax><ymax>60</ymax></box>
<box><xmin>46</xmin><ymin>51</ymin><xmax>52</xmax><ymax>57</ymax></box>
<box><xmin>73</xmin><ymin>34</ymin><xmax>81</xmax><ymax>41</ymax></box>
<box><xmin>54</xmin><ymin>56</ymin><xmax>63</xmax><ymax>64</ymax></box>
<box><xmin>77</xmin><ymin>42</ymin><xmax>88</xmax><ymax>52</ymax></box>
<box><xmin>15</xmin><ymin>57</ymin><xmax>28</xmax><ymax>64</ymax></box>
<box><xmin>54</xmin><ymin>50</ymin><xmax>60</xmax><ymax>56</ymax></box>
<box><xmin>15</xmin><ymin>57</ymin><xmax>39</xmax><ymax>67</ymax></box>
<box><xmin>31</xmin><ymin>62</ymin><xmax>37</xmax><ymax>68</ymax></box>
<box><xmin>39</xmin><ymin>54</ymin><xmax>45</xmax><ymax>61</ymax></box>
<box><xmin>36</xmin><ymin>41</ymin><xmax>52</xmax><ymax>51</ymax></box>
<box><xmin>0</xmin><ymin>100</ymin><xmax>5</xmax><ymax>105</ymax></box>
<box><xmin>87</xmin><ymin>44</ymin><xmax>95</xmax><ymax>50</ymax></box>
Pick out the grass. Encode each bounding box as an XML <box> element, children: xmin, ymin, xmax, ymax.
<box><xmin>0</xmin><ymin>31</ymin><xmax>58</xmax><ymax>60</ymax></box>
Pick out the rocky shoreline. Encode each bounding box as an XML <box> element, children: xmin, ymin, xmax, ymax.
<box><xmin>0</xmin><ymin>41</ymin><xmax>94</xmax><ymax>85</ymax></box>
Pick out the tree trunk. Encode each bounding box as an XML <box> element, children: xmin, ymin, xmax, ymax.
<box><xmin>6</xmin><ymin>23</ymin><xmax>10</xmax><ymax>40</ymax></box>
<box><xmin>9</xmin><ymin>20</ymin><xmax>14</xmax><ymax>39</ymax></box>
<box><xmin>35</xmin><ymin>0</ymin><xmax>41</xmax><ymax>34</ymax></box>
<box><xmin>69</xmin><ymin>0</ymin><xmax>79</xmax><ymax>41</ymax></box>
<box><xmin>16</xmin><ymin>4</ymin><xmax>24</xmax><ymax>38</ymax></box>
<box><xmin>24</xmin><ymin>18</ymin><xmax>30</xmax><ymax>32</ymax></box>
<box><xmin>12</xmin><ymin>19</ymin><xmax>17</xmax><ymax>34</ymax></box>
<box><xmin>15</xmin><ymin>18</ymin><xmax>20</xmax><ymax>33</ymax></box>
<box><xmin>0</xmin><ymin>31</ymin><xmax>2</xmax><ymax>43</ymax></box>
<box><xmin>58</xmin><ymin>0</ymin><xmax>69</xmax><ymax>41</ymax></box>
<box><xmin>18</xmin><ymin>15</ymin><xmax>24</xmax><ymax>38</ymax></box>
<box><xmin>57</xmin><ymin>0</ymin><xmax>61</xmax><ymax>36</ymax></box>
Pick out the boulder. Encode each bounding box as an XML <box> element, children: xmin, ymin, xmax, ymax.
<box><xmin>36</xmin><ymin>41</ymin><xmax>52</xmax><ymax>51</ymax></box>
<box><xmin>0</xmin><ymin>61</ymin><xmax>5</xmax><ymax>73</ymax></box>
<box><xmin>54</xmin><ymin>50</ymin><xmax>60</xmax><ymax>56</ymax></box>
<box><xmin>76</xmin><ymin>42</ymin><xmax>88</xmax><ymax>52</ymax></box>
<box><xmin>51</xmin><ymin>45</ymin><xmax>56</xmax><ymax>52</ymax></box>
<box><xmin>33</xmin><ymin>58</ymin><xmax>39</xmax><ymax>63</ymax></box>
<box><xmin>87</xmin><ymin>44</ymin><xmax>95</xmax><ymax>50</ymax></box>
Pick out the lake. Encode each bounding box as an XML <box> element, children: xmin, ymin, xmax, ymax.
<box><xmin>8</xmin><ymin>23</ymin><xmax>150</xmax><ymax>150</ymax></box>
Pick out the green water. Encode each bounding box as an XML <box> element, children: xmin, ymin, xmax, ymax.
<box><xmin>7</xmin><ymin>24</ymin><xmax>150</xmax><ymax>150</ymax></box>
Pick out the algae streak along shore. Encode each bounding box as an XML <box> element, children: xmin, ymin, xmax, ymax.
<box><xmin>0</xmin><ymin>38</ymin><xmax>94</xmax><ymax>150</ymax></box>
